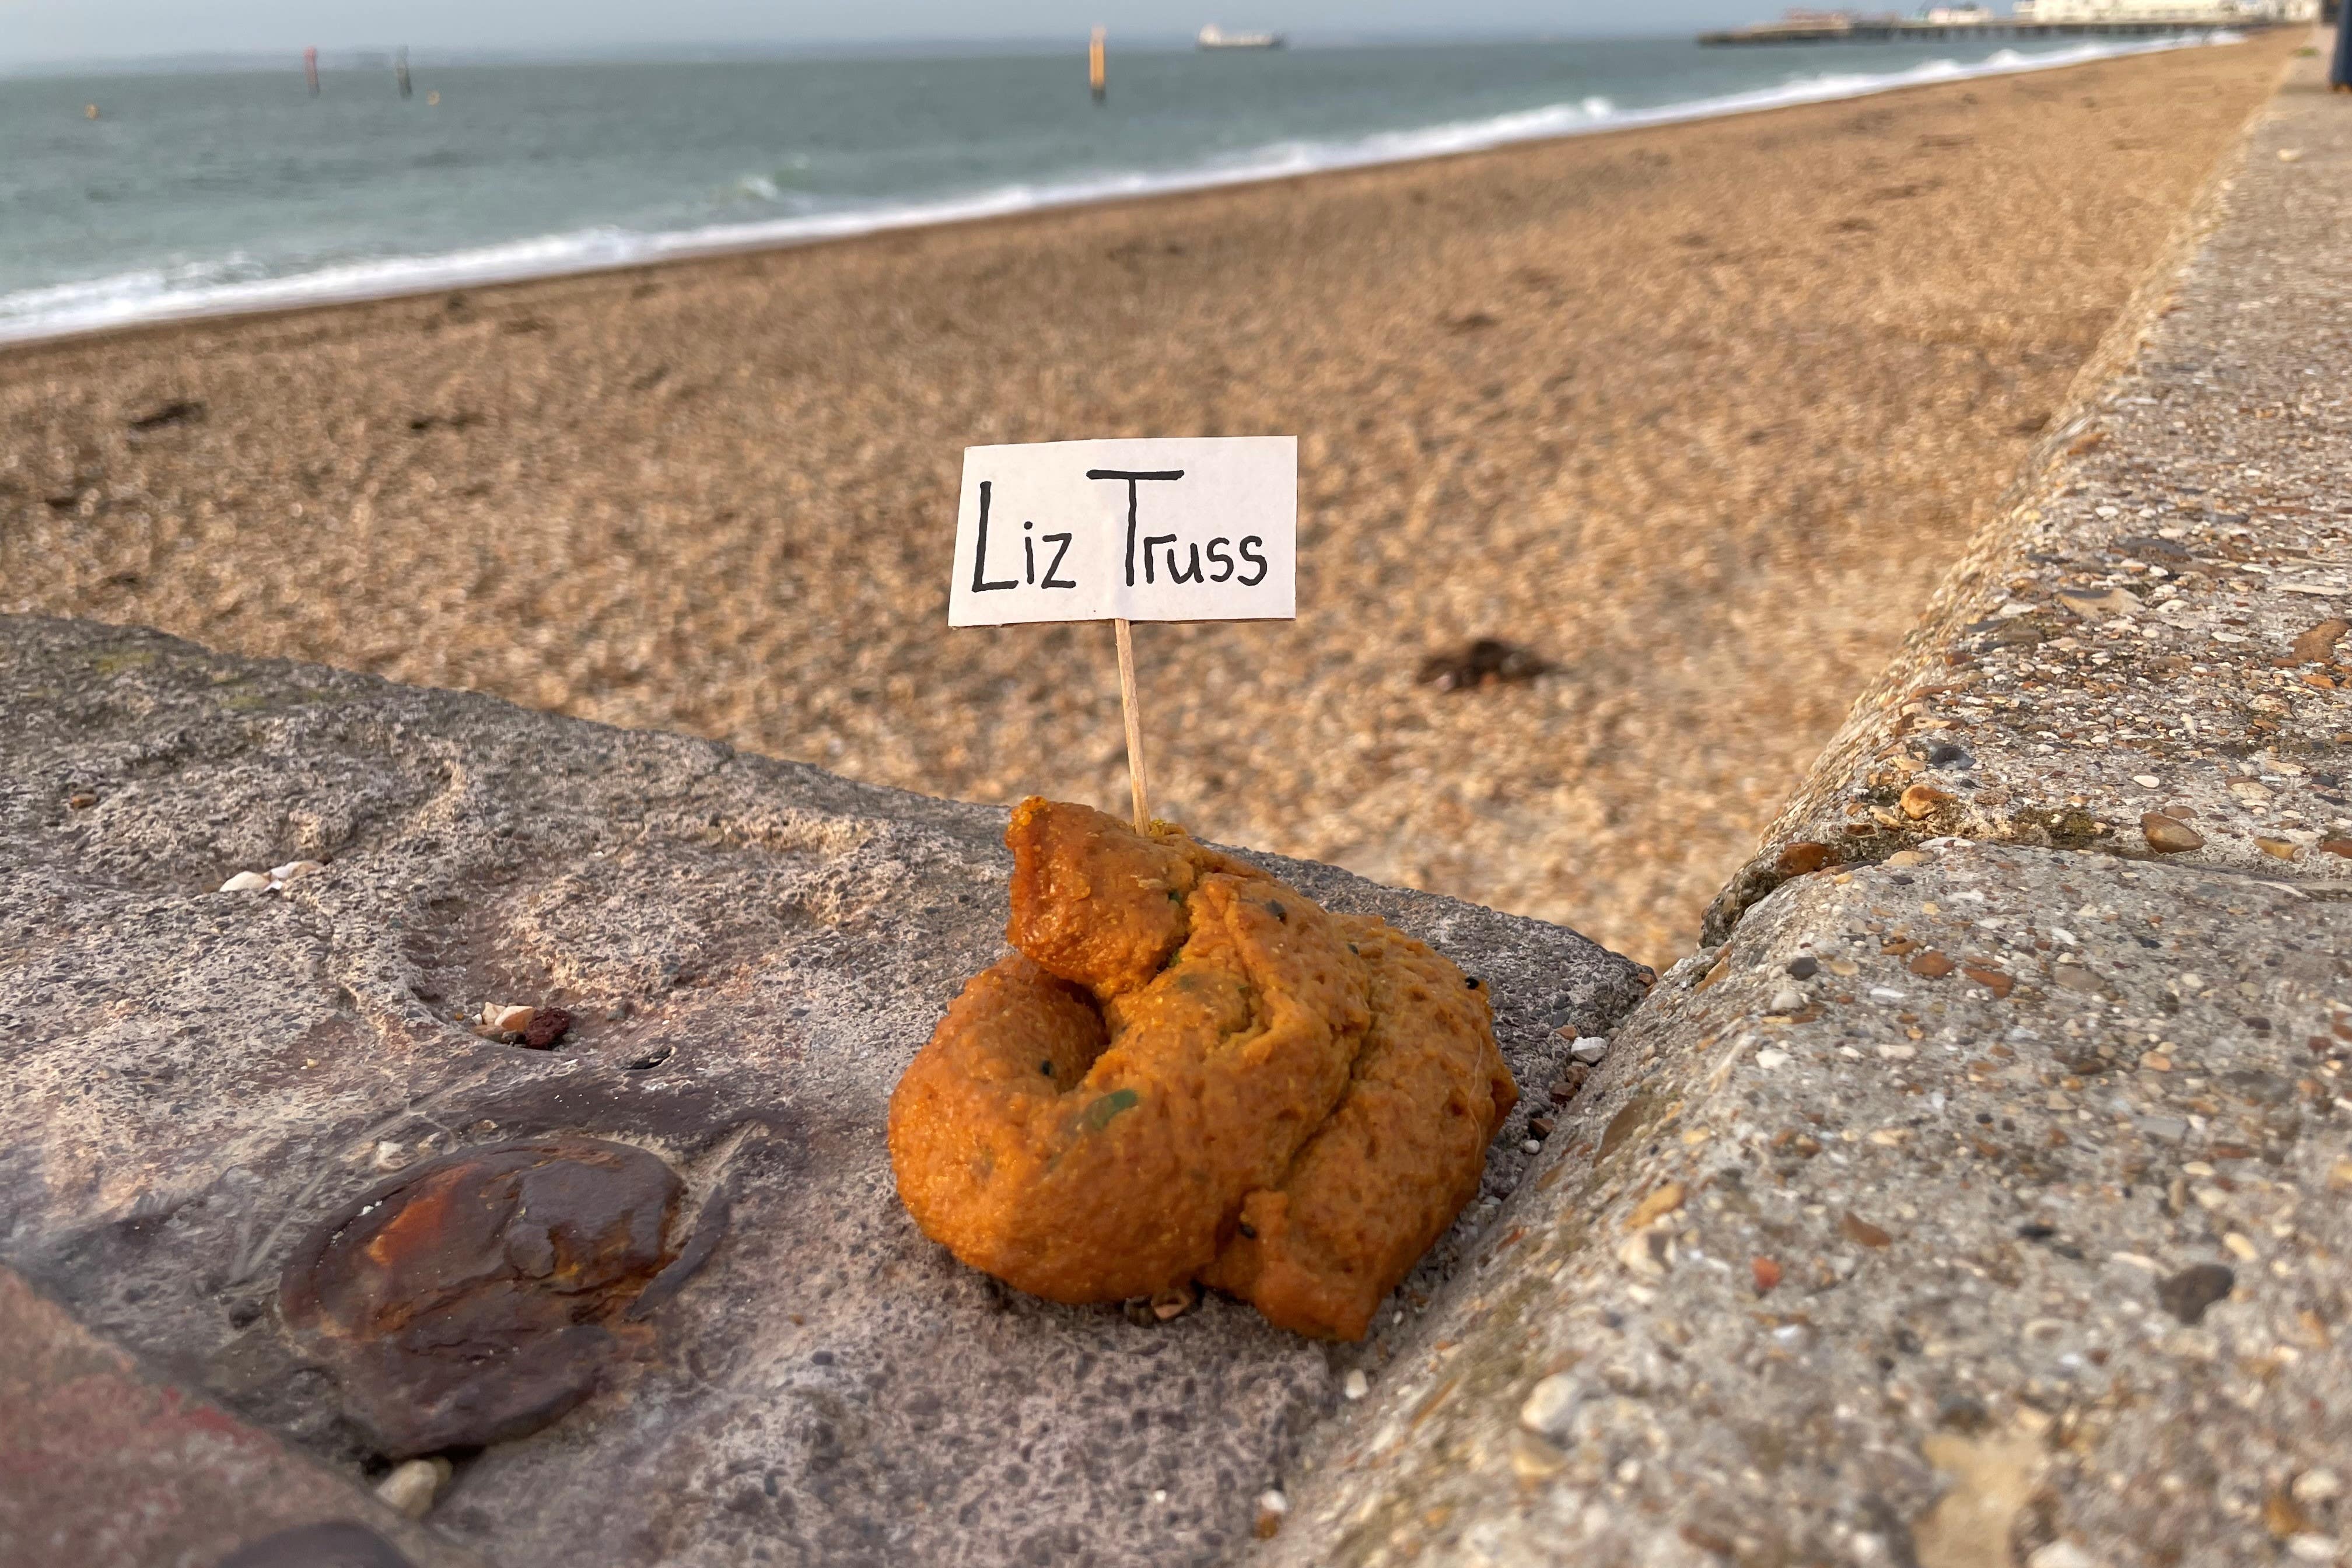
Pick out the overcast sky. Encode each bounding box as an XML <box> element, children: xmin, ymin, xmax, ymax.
<box><xmin>0</xmin><ymin>2</ymin><xmax>1757</xmax><ymax>66</ymax></box>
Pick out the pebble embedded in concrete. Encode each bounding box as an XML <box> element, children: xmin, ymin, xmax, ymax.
<box><xmin>374</xmin><ymin>1457</ymin><xmax>453</xmax><ymax>1519</ymax></box>
<box><xmin>1517</xmin><ymin>1373</ymin><xmax>1576</xmax><ymax>1438</ymax></box>
<box><xmin>2027</xmin><ymin>1545</ymin><xmax>2103</xmax><ymax>1568</ymax></box>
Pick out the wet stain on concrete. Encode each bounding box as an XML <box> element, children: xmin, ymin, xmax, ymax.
<box><xmin>279</xmin><ymin>1138</ymin><xmax>698</xmax><ymax>1457</ymax></box>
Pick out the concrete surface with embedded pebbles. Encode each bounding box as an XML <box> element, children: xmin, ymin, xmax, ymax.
<box><xmin>0</xmin><ymin>611</ymin><xmax>1642</xmax><ymax>1568</ymax></box>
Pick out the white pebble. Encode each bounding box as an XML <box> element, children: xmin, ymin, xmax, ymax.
<box><xmin>218</xmin><ymin>870</ymin><xmax>270</xmax><ymax>894</ymax></box>
<box><xmin>270</xmin><ymin>859</ymin><xmax>326</xmax><ymax>884</ymax></box>
<box><xmin>374</xmin><ymin>1457</ymin><xmax>450</xmax><ymax>1518</ymax></box>
<box><xmin>1342</xmin><ymin>1369</ymin><xmax>1369</xmax><ymax>1401</ymax></box>
<box><xmin>1569</xmin><ymin>1037</ymin><xmax>1609</xmax><ymax>1065</ymax></box>
<box><xmin>1518</xmin><ymin>1373</ymin><xmax>1577</xmax><ymax>1437</ymax></box>
<box><xmin>2287</xmin><ymin>1536</ymin><xmax>2339</xmax><ymax>1564</ymax></box>
<box><xmin>1618</xmin><ymin>1231</ymin><xmax>1667</xmax><ymax>1277</ymax></box>
<box><xmin>2026</xmin><ymin>1545</ymin><xmax>2102</xmax><ymax>1568</ymax></box>
<box><xmin>480</xmin><ymin>1002</ymin><xmax>536</xmax><ymax>1032</ymax></box>
<box><xmin>1768</xmin><ymin>985</ymin><xmax>1805</xmax><ymax>1014</ymax></box>
<box><xmin>2294</xmin><ymin>1470</ymin><xmax>2344</xmax><ymax>1504</ymax></box>
<box><xmin>1521</xmin><ymin>1139</ymin><xmax>1541</xmax><ymax>1154</ymax></box>
<box><xmin>1755</xmin><ymin>1048</ymin><xmax>1789</xmax><ymax>1071</ymax></box>
<box><xmin>2133</xmin><ymin>775</ymin><xmax>2161</xmax><ymax>789</ymax></box>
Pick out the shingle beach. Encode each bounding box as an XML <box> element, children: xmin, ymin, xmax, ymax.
<box><xmin>0</xmin><ymin>33</ymin><xmax>2298</xmax><ymax>966</ymax></box>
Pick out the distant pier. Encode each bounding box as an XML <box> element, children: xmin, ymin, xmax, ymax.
<box><xmin>1699</xmin><ymin>17</ymin><xmax>2287</xmax><ymax>43</ymax></box>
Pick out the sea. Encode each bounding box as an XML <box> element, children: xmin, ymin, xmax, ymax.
<box><xmin>0</xmin><ymin>30</ymin><xmax>2239</xmax><ymax>344</ymax></box>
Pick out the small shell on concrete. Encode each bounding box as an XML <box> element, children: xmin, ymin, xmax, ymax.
<box><xmin>1150</xmin><ymin>1283</ymin><xmax>1198</xmax><ymax>1322</ymax></box>
<box><xmin>218</xmin><ymin>870</ymin><xmax>271</xmax><ymax>894</ymax></box>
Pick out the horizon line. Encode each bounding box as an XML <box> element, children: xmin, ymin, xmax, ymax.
<box><xmin>0</xmin><ymin>27</ymin><xmax>1701</xmax><ymax>79</ymax></box>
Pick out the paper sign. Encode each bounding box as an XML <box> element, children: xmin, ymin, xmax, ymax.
<box><xmin>949</xmin><ymin>437</ymin><xmax>1296</xmax><ymax>627</ymax></box>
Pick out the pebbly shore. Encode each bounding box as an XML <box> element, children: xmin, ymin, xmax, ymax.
<box><xmin>0</xmin><ymin>34</ymin><xmax>2298</xmax><ymax>971</ymax></box>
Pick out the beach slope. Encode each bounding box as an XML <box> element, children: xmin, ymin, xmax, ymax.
<box><xmin>0</xmin><ymin>33</ymin><xmax>2298</xmax><ymax>965</ymax></box>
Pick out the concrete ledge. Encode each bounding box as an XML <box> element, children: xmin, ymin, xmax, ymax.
<box><xmin>1275</xmin><ymin>842</ymin><xmax>2349</xmax><ymax>1566</ymax></box>
<box><xmin>1704</xmin><ymin>47</ymin><xmax>2351</xmax><ymax>943</ymax></box>
<box><xmin>0</xmin><ymin>613</ymin><xmax>1643</xmax><ymax>1567</ymax></box>
<box><xmin>1276</xmin><ymin>46</ymin><xmax>2351</xmax><ymax>1568</ymax></box>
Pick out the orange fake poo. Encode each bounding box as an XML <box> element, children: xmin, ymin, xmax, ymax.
<box><xmin>887</xmin><ymin>798</ymin><xmax>1516</xmax><ymax>1340</ymax></box>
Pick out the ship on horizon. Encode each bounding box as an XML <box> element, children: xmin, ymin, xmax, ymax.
<box><xmin>1197</xmin><ymin>23</ymin><xmax>1286</xmax><ymax>48</ymax></box>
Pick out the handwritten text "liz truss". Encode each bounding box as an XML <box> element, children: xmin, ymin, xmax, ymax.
<box><xmin>948</xmin><ymin>437</ymin><xmax>1296</xmax><ymax>628</ymax></box>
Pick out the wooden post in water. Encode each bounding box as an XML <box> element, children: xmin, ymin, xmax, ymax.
<box><xmin>1089</xmin><ymin>27</ymin><xmax>1107</xmax><ymax>104</ymax></box>
<box><xmin>395</xmin><ymin>46</ymin><xmax>412</xmax><ymax>99</ymax></box>
<box><xmin>304</xmin><ymin>46</ymin><xmax>320</xmax><ymax>97</ymax></box>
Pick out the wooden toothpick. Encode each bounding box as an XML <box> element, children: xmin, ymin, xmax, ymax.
<box><xmin>1114</xmin><ymin>618</ymin><xmax>1150</xmax><ymax>831</ymax></box>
